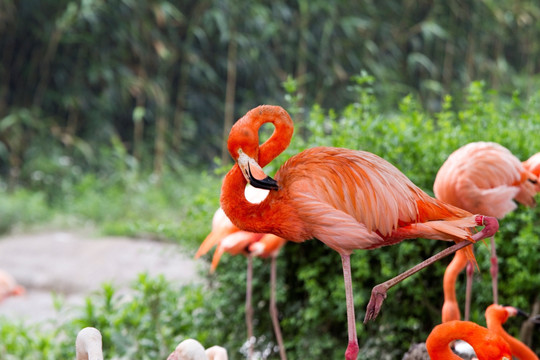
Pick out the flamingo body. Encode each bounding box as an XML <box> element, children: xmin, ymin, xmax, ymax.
<box><xmin>167</xmin><ymin>339</ymin><xmax>207</xmax><ymax>360</ymax></box>
<box><xmin>205</xmin><ymin>346</ymin><xmax>228</xmax><ymax>360</ymax></box>
<box><xmin>485</xmin><ymin>304</ymin><xmax>539</xmax><ymax>360</ymax></box>
<box><xmin>434</xmin><ymin>142</ymin><xmax>536</xmax><ymax>219</ymax></box>
<box><xmin>426</xmin><ymin>320</ymin><xmax>512</xmax><ymax>360</ymax></box>
<box><xmin>224</xmin><ymin>147</ymin><xmax>483</xmax><ymax>255</ymax></box>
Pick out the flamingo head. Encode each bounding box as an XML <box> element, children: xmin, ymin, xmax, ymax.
<box><xmin>236</xmin><ymin>149</ymin><xmax>278</xmax><ymax>190</ymax></box>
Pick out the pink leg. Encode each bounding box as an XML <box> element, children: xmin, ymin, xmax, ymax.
<box><xmin>465</xmin><ymin>260</ymin><xmax>473</xmax><ymax>321</ymax></box>
<box><xmin>246</xmin><ymin>255</ymin><xmax>254</xmax><ymax>360</ymax></box>
<box><xmin>269</xmin><ymin>255</ymin><xmax>287</xmax><ymax>360</ymax></box>
<box><xmin>490</xmin><ymin>236</ymin><xmax>498</xmax><ymax>304</ymax></box>
<box><xmin>341</xmin><ymin>254</ymin><xmax>359</xmax><ymax>360</ymax></box>
<box><xmin>364</xmin><ymin>215</ymin><xmax>499</xmax><ymax>323</ymax></box>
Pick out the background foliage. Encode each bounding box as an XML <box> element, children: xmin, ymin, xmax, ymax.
<box><xmin>3</xmin><ymin>0</ymin><xmax>540</xmax><ymax>183</ymax></box>
<box><xmin>1</xmin><ymin>0</ymin><xmax>540</xmax><ymax>359</ymax></box>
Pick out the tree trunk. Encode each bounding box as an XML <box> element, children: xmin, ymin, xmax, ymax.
<box><xmin>133</xmin><ymin>93</ymin><xmax>145</xmax><ymax>162</ymax></box>
<box><xmin>153</xmin><ymin>85</ymin><xmax>167</xmax><ymax>179</ymax></box>
<box><xmin>519</xmin><ymin>294</ymin><xmax>539</xmax><ymax>348</ymax></box>
<box><xmin>294</xmin><ymin>0</ymin><xmax>309</xmax><ymax>123</ymax></box>
<box><xmin>221</xmin><ymin>30</ymin><xmax>238</xmax><ymax>165</ymax></box>
<box><xmin>172</xmin><ymin>1</ymin><xmax>210</xmax><ymax>154</ymax></box>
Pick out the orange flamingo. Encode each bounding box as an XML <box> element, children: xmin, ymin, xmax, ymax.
<box><xmin>485</xmin><ymin>304</ymin><xmax>539</xmax><ymax>360</ymax></box>
<box><xmin>434</xmin><ymin>142</ymin><xmax>538</xmax><ymax>322</ymax></box>
<box><xmin>196</xmin><ymin>186</ymin><xmax>288</xmax><ymax>360</ymax></box>
<box><xmin>426</xmin><ymin>320</ymin><xmax>512</xmax><ymax>360</ymax></box>
<box><xmin>220</xmin><ymin>105</ymin><xmax>499</xmax><ymax>360</ymax></box>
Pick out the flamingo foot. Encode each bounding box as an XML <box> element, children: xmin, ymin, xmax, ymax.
<box><xmin>472</xmin><ymin>216</ymin><xmax>499</xmax><ymax>241</ymax></box>
<box><xmin>363</xmin><ymin>284</ymin><xmax>387</xmax><ymax>323</ymax></box>
<box><xmin>345</xmin><ymin>341</ymin><xmax>359</xmax><ymax>360</ymax></box>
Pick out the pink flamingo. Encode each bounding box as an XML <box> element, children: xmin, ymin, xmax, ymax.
<box><xmin>434</xmin><ymin>142</ymin><xmax>538</xmax><ymax>321</ymax></box>
<box><xmin>220</xmin><ymin>105</ymin><xmax>499</xmax><ymax>360</ymax></box>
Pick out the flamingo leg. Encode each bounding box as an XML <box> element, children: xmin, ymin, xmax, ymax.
<box><xmin>465</xmin><ymin>260</ymin><xmax>473</xmax><ymax>321</ymax></box>
<box><xmin>341</xmin><ymin>254</ymin><xmax>359</xmax><ymax>360</ymax></box>
<box><xmin>246</xmin><ymin>255</ymin><xmax>254</xmax><ymax>360</ymax></box>
<box><xmin>364</xmin><ymin>216</ymin><xmax>498</xmax><ymax>323</ymax></box>
<box><xmin>364</xmin><ymin>241</ymin><xmax>474</xmax><ymax>323</ymax></box>
<box><xmin>490</xmin><ymin>236</ymin><xmax>498</xmax><ymax>304</ymax></box>
<box><xmin>269</xmin><ymin>255</ymin><xmax>287</xmax><ymax>360</ymax></box>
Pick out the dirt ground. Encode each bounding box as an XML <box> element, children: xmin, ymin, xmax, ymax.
<box><xmin>0</xmin><ymin>230</ymin><xmax>203</xmax><ymax>324</ymax></box>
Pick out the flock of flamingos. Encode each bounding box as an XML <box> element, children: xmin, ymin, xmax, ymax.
<box><xmin>1</xmin><ymin>105</ymin><xmax>540</xmax><ymax>359</ymax></box>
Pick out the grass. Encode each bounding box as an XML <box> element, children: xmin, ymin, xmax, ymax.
<box><xmin>0</xmin><ymin>168</ymin><xmax>222</xmax><ymax>251</ymax></box>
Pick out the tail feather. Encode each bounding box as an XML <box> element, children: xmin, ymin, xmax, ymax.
<box><xmin>210</xmin><ymin>245</ymin><xmax>225</xmax><ymax>273</ymax></box>
<box><xmin>196</xmin><ymin>208</ymin><xmax>238</xmax><ymax>258</ymax></box>
<box><xmin>195</xmin><ymin>225</ymin><xmax>238</xmax><ymax>258</ymax></box>
<box><xmin>428</xmin><ymin>217</ymin><xmax>479</xmax><ymax>269</ymax></box>
<box><xmin>415</xmin><ymin>196</ymin><xmax>472</xmax><ymax>223</ymax></box>
<box><xmin>195</xmin><ymin>231</ymin><xmax>221</xmax><ymax>258</ymax></box>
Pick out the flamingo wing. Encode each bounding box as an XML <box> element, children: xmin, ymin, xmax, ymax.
<box><xmin>277</xmin><ymin>147</ymin><xmax>477</xmax><ymax>254</ymax></box>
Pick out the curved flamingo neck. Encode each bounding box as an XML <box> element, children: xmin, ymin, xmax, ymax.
<box><xmin>426</xmin><ymin>321</ymin><xmax>510</xmax><ymax>360</ymax></box>
<box><xmin>221</xmin><ymin>105</ymin><xmax>294</xmax><ymax>234</ymax></box>
<box><xmin>486</xmin><ymin>306</ymin><xmax>539</xmax><ymax>360</ymax></box>
<box><xmin>229</xmin><ymin>105</ymin><xmax>294</xmax><ymax>166</ymax></box>
<box><xmin>442</xmin><ymin>249</ymin><xmax>468</xmax><ymax>321</ymax></box>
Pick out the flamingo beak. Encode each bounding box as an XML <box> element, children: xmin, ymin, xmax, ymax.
<box><xmin>237</xmin><ymin>150</ymin><xmax>279</xmax><ymax>191</ymax></box>
<box><xmin>503</xmin><ymin>305</ymin><xmax>540</xmax><ymax>324</ymax></box>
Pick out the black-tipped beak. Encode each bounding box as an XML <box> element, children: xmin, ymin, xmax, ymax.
<box><xmin>530</xmin><ymin>315</ymin><xmax>540</xmax><ymax>324</ymax></box>
<box><xmin>515</xmin><ymin>308</ymin><xmax>530</xmax><ymax>318</ymax></box>
<box><xmin>248</xmin><ymin>164</ymin><xmax>279</xmax><ymax>190</ymax></box>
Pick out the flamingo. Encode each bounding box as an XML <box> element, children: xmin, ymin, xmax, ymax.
<box><xmin>0</xmin><ymin>269</ymin><xmax>25</xmax><ymax>302</ymax></box>
<box><xmin>76</xmin><ymin>327</ymin><xmax>103</xmax><ymax>360</ymax></box>
<box><xmin>485</xmin><ymin>304</ymin><xmax>539</xmax><ymax>360</ymax></box>
<box><xmin>196</xmin><ymin>186</ymin><xmax>288</xmax><ymax>360</ymax></box>
<box><xmin>205</xmin><ymin>346</ymin><xmax>229</xmax><ymax>360</ymax></box>
<box><xmin>220</xmin><ymin>105</ymin><xmax>499</xmax><ymax>360</ymax></box>
<box><xmin>426</xmin><ymin>320</ymin><xmax>512</xmax><ymax>360</ymax></box>
<box><xmin>167</xmin><ymin>339</ymin><xmax>207</xmax><ymax>360</ymax></box>
<box><xmin>167</xmin><ymin>340</ymin><xmax>229</xmax><ymax>360</ymax></box>
<box><xmin>434</xmin><ymin>142</ymin><xmax>538</xmax><ymax>321</ymax></box>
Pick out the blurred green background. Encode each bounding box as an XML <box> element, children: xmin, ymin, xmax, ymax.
<box><xmin>1</xmin><ymin>0</ymin><xmax>539</xmax><ymax>359</ymax></box>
